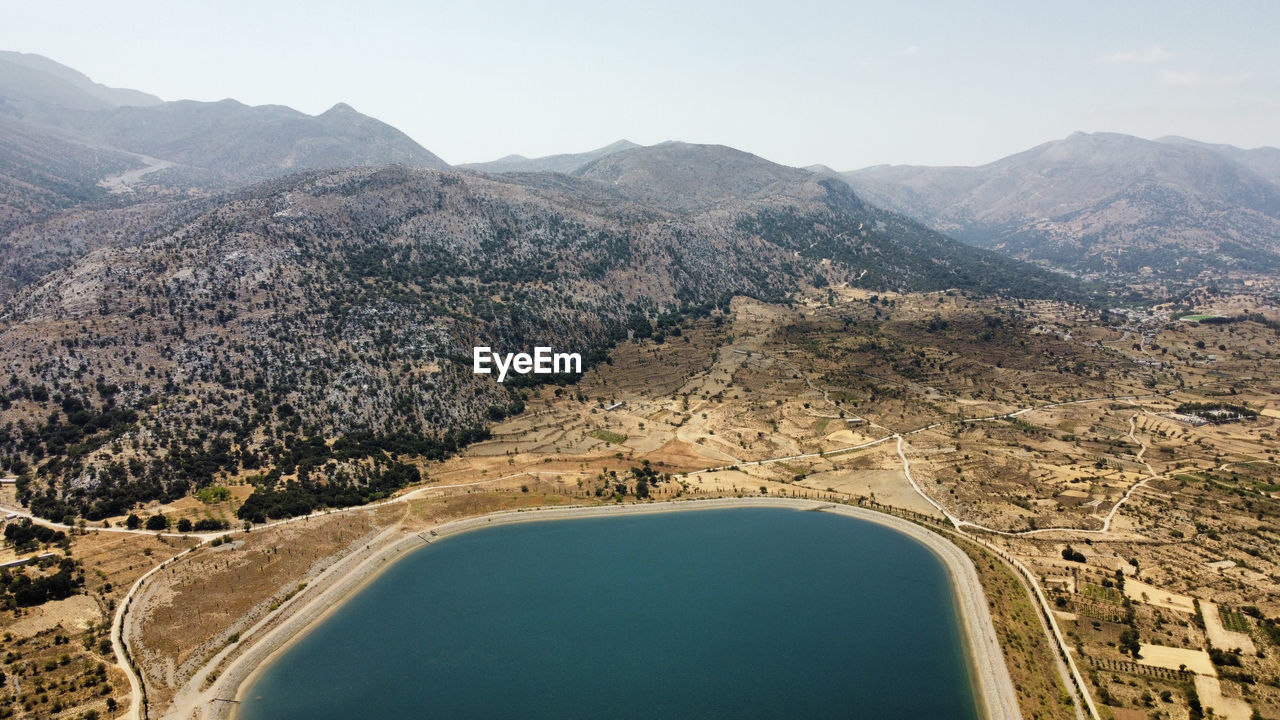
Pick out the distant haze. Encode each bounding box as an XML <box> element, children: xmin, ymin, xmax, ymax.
<box><xmin>1</xmin><ymin>0</ymin><xmax>1277</xmax><ymax>169</ymax></box>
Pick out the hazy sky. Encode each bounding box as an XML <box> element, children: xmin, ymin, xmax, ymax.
<box><xmin>2</xmin><ymin>1</ymin><xmax>1277</xmax><ymax>169</ymax></box>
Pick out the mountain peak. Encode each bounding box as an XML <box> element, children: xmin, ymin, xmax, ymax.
<box><xmin>1053</xmin><ymin>131</ymin><xmax>1146</xmax><ymax>149</ymax></box>
<box><xmin>572</xmin><ymin>141</ymin><xmax>825</xmax><ymax>211</ymax></box>
<box><xmin>600</xmin><ymin>139</ymin><xmax>640</xmax><ymax>152</ymax></box>
<box><xmin>321</xmin><ymin>101</ymin><xmax>359</xmax><ymax>116</ymax></box>
<box><xmin>462</xmin><ymin>139</ymin><xmax>641</xmax><ymax>175</ymax></box>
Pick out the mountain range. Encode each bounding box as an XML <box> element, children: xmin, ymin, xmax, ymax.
<box><xmin>469</xmin><ymin>131</ymin><xmax>1280</xmax><ymax>281</ymax></box>
<box><xmin>6</xmin><ymin>50</ymin><xmax>1279</xmax><ymax>288</ymax></box>
<box><xmin>0</xmin><ymin>51</ymin><xmax>446</xmax><ymax>228</ymax></box>
<box><xmin>842</xmin><ymin>132</ymin><xmax>1280</xmax><ymax>278</ymax></box>
<box><xmin>0</xmin><ymin>50</ymin><xmax>1275</xmax><ymax>522</ymax></box>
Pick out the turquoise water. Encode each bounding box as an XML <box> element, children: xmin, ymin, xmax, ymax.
<box><xmin>239</xmin><ymin>507</ymin><xmax>980</xmax><ymax>719</ymax></box>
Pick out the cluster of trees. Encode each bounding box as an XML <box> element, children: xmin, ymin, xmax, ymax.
<box><xmin>0</xmin><ymin>379</ymin><xmax>51</xmax><ymax>412</ymax></box>
<box><xmin>3</xmin><ymin>519</ymin><xmax>68</xmax><ymax>553</ymax></box>
<box><xmin>28</xmin><ymin>433</ymin><xmax>238</xmax><ymax>523</ymax></box>
<box><xmin>924</xmin><ymin>314</ymin><xmax>950</xmax><ymax>332</ymax></box>
<box><xmin>124</xmin><ymin>514</ymin><xmax>169</xmax><ymax>531</ymax></box>
<box><xmin>0</xmin><ymin>390</ymin><xmax>138</xmax><ymax>474</ymax></box>
<box><xmin>1191</xmin><ymin>312</ymin><xmax>1280</xmax><ymax>331</ymax></box>
<box><xmin>188</xmin><ymin>517</ymin><xmax>230</xmax><ymax>531</ymax></box>
<box><xmin>11</xmin><ymin>374</ymin><xmax>495</xmax><ymax>522</ymax></box>
<box><xmin>1244</xmin><ymin>607</ymin><xmax>1280</xmax><ymax>648</ymax></box>
<box><xmin>1118</xmin><ymin>627</ymin><xmax>1141</xmax><ymax>659</ymax></box>
<box><xmin>0</xmin><ymin>556</ymin><xmax>81</xmax><ymax>608</ymax></box>
<box><xmin>124</xmin><ymin>514</ymin><xmax>231</xmax><ymax>532</ymax></box>
<box><xmin>1208</xmin><ymin>647</ymin><xmax>1243</xmax><ymax>667</ymax></box>
<box><xmin>194</xmin><ymin>485</ymin><xmax>231</xmax><ymax>504</ymax></box>
<box><xmin>1117</xmin><ymin>572</ymin><xmax>1140</xmax><ymax>659</ymax></box>
<box><xmin>629</xmin><ymin>461</ymin><xmax>669</xmax><ymax>499</ymax></box>
<box><xmin>1061</xmin><ymin>545</ymin><xmax>1087</xmax><ymax>563</ymax></box>
<box><xmin>591</xmin><ymin>462</ymin><xmax>673</xmax><ymax>500</ymax></box>
<box><xmin>237</xmin><ymin>458</ymin><xmax>420</xmax><ymax>524</ymax></box>
<box><xmin>227</xmin><ymin>427</ymin><xmax>503</xmax><ymax>524</ymax></box>
<box><xmin>1175</xmin><ymin>402</ymin><xmax>1257</xmax><ymax>422</ymax></box>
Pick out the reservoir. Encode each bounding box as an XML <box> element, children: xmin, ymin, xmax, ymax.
<box><xmin>238</xmin><ymin>506</ymin><xmax>981</xmax><ymax>719</ymax></box>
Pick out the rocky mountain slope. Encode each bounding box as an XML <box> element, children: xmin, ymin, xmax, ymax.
<box><xmin>1156</xmin><ymin>135</ymin><xmax>1280</xmax><ymax>187</ymax></box>
<box><xmin>0</xmin><ymin>52</ymin><xmax>451</xmax><ymax>300</ymax></box>
<box><xmin>842</xmin><ymin>132</ymin><xmax>1280</xmax><ymax>278</ymax></box>
<box><xmin>0</xmin><ymin>115</ymin><xmax>142</xmax><ymax>232</ymax></box>
<box><xmin>0</xmin><ymin>144</ymin><xmax>1088</xmax><ymax>522</ymax></box>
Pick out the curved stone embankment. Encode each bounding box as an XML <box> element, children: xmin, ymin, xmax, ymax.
<box><xmin>170</xmin><ymin>497</ymin><xmax>1020</xmax><ymax>720</ymax></box>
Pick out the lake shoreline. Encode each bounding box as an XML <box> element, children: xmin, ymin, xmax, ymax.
<box><xmin>176</xmin><ymin>497</ymin><xmax>1020</xmax><ymax>720</ymax></box>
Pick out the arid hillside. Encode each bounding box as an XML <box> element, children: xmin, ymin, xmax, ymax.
<box><xmin>0</xmin><ymin>147</ymin><xmax>1087</xmax><ymax>525</ymax></box>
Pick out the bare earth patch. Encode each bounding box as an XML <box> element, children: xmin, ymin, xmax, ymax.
<box><xmin>1136</xmin><ymin>643</ymin><xmax>1214</xmax><ymax>675</ymax></box>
